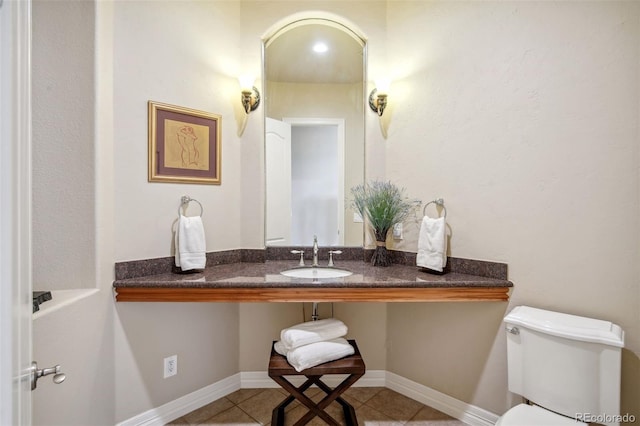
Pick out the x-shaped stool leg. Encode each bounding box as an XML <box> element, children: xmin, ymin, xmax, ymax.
<box><xmin>271</xmin><ymin>372</ymin><xmax>363</xmax><ymax>426</ymax></box>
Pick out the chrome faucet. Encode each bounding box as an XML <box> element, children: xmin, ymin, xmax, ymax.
<box><xmin>312</xmin><ymin>235</ymin><xmax>319</xmax><ymax>266</ymax></box>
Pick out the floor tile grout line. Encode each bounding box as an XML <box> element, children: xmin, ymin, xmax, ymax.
<box><xmin>351</xmin><ymin>387</ymin><xmax>384</xmax><ymax>405</ymax></box>
<box><xmin>170</xmin><ymin>387</ymin><xmax>461</xmax><ymax>426</ymax></box>
<box><xmin>234</xmin><ymin>404</ymin><xmax>264</xmax><ymax>425</ymax></box>
<box><xmin>195</xmin><ymin>399</ymin><xmax>240</xmax><ymax>426</ymax></box>
<box><xmin>234</xmin><ymin>388</ymin><xmax>274</xmax><ymax>425</ymax></box>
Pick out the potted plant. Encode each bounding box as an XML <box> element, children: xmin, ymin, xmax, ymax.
<box><xmin>351</xmin><ymin>180</ymin><xmax>415</xmax><ymax>266</ymax></box>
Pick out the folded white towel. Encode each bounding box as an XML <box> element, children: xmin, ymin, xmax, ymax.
<box><xmin>274</xmin><ymin>340</ymin><xmax>288</xmax><ymax>356</ymax></box>
<box><xmin>280</xmin><ymin>318</ymin><xmax>348</xmax><ymax>351</ymax></box>
<box><xmin>286</xmin><ymin>338</ymin><xmax>355</xmax><ymax>372</ymax></box>
<box><xmin>175</xmin><ymin>214</ymin><xmax>206</xmax><ymax>271</ymax></box>
<box><xmin>417</xmin><ymin>216</ymin><xmax>447</xmax><ymax>272</ymax></box>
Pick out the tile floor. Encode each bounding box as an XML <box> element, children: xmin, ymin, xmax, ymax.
<box><xmin>167</xmin><ymin>387</ymin><xmax>465</xmax><ymax>425</ymax></box>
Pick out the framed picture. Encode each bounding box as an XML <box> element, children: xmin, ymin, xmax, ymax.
<box><xmin>148</xmin><ymin>101</ymin><xmax>221</xmax><ymax>184</ymax></box>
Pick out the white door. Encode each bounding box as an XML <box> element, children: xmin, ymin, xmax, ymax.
<box><xmin>265</xmin><ymin>118</ymin><xmax>292</xmax><ymax>246</ymax></box>
<box><xmin>284</xmin><ymin>118</ymin><xmax>345</xmax><ymax>246</ymax></box>
<box><xmin>1</xmin><ymin>0</ymin><xmax>33</xmax><ymax>424</ymax></box>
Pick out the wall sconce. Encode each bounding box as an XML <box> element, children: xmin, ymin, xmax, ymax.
<box><xmin>238</xmin><ymin>75</ymin><xmax>260</xmax><ymax>114</ymax></box>
<box><xmin>368</xmin><ymin>79</ymin><xmax>390</xmax><ymax>116</ymax></box>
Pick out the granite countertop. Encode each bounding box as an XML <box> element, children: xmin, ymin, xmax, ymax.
<box><xmin>113</xmin><ymin>260</ymin><xmax>513</xmax><ymax>289</ymax></box>
<box><xmin>113</xmin><ymin>260</ymin><xmax>513</xmax><ymax>302</ymax></box>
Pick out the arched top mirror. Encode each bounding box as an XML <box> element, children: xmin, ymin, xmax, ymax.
<box><xmin>263</xmin><ymin>18</ymin><xmax>366</xmax><ymax>248</ymax></box>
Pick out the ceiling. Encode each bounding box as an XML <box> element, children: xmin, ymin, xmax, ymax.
<box><xmin>265</xmin><ymin>23</ymin><xmax>364</xmax><ymax>85</ymax></box>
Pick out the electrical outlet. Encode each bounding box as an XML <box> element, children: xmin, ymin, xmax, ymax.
<box><xmin>164</xmin><ymin>355</ymin><xmax>177</xmax><ymax>378</ymax></box>
<box><xmin>393</xmin><ymin>223</ymin><xmax>403</xmax><ymax>240</ymax></box>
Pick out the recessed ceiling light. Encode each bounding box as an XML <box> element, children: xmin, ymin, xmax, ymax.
<box><xmin>313</xmin><ymin>42</ymin><xmax>328</xmax><ymax>53</ymax></box>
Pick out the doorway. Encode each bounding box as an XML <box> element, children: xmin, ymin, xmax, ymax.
<box><xmin>285</xmin><ymin>118</ymin><xmax>345</xmax><ymax>246</ymax></box>
<box><xmin>265</xmin><ymin>117</ymin><xmax>345</xmax><ymax>246</ymax></box>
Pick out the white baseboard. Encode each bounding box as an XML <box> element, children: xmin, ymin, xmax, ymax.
<box><xmin>118</xmin><ymin>370</ymin><xmax>499</xmax><ymax>426</ymax></box>
<box><xmin>116</xmin><ymin>373</ymin><xmax>240</xmax><ymax>426</ymax></box>
<box><xmin>385</xmin><ymin>371</ymin><xmax>499</xmax><ymax>426</ymax></box>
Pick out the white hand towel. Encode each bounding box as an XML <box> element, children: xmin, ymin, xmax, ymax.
<box><xmin>417</xmin><ymin>216</ymin><xmax>447</xmax><ymax>272</ymax></box>
<box><xmin>286</xmin><ymin>338</ymin><xmax>354</xmax><ymax>372</ymax></box>
<box><xmin>280</xmin><ymin>318</ymin><xmax>348</xmax><ymax>351</ymax></box>
<box><xmin>274</xmin><ymin>341</ymin><xmax>288</xmax><ymax>356</ymax></box>
<box><xmin>175</xmin><ymin>214</ymin><xmax>206</xmax><ymax>271</ymax></box>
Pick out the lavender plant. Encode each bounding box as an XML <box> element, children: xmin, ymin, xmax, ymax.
<box><xmin>351</xmin><ymin>180</ymin><xmax>415</xmax><ymax>266</ymax></box>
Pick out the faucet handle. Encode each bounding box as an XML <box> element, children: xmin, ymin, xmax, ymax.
<box><xmin>291</xmin><ymin>250</ymin><xmax>305</xmax><ymax>266</ymax></box>
<box><xmin>327</xmin><ymin>250</ymin><xmax>342</xmax><ymax>267</ymax></box>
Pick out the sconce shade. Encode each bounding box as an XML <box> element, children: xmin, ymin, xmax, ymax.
<box><xmin>238</xmin><ymin>75</ymin><xmax>255</xmax><ymax>91</ymax></box>
<box><xmin>375</xmin><ymin>78</ymin><xmax>391</xmax><ymax>96</ymax></box>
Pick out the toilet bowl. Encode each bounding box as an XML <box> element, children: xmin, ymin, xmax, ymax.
<box><xmin>498</xmin><ymin>306</ymin><xmax>624</xmax><ymax>426</ymax></box>
<box><xmin>496</xmin><ymin>403</ymin><xmax>585</xmax><ymax>426</ymax></box>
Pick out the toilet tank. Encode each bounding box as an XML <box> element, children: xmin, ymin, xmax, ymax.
<box><xmin>504</xmin><ymin>306</ymin><xmax>624</xmax><ymax>425</ymax></box>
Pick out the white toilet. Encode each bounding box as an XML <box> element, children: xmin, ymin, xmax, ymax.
<box><xmin>498</xmin><ymin>305</ymin><xmax>625</xmax><ymax>426</ymax></box>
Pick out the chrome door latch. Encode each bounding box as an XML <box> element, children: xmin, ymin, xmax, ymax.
<box><xmin>30</xmin><ymin>361</ymin><xmax>66</xmax><ymax>390</ymax></box>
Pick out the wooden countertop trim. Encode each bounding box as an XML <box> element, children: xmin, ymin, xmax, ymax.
<box><xmin>114</xmin><ymin>286</ymin><xmax>510</xmax><ymax>302</ymax></box>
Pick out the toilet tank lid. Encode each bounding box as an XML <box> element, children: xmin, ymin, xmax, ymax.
<box><xmin>504</xmin><ymin>306</ymin><xmax>624</xmax><ymax>348</ymax></box>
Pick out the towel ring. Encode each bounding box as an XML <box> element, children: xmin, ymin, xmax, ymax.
<box><xmin>423</xmin><ymin>198</ymin><xmax>447</xmax><ymax>218</ymax></box>
<box><xmin>178</xmin><ymin>195</ymin><xmax>203</xmax><ymax>217</ymax></box>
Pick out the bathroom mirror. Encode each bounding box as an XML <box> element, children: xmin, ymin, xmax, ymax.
<box><xmin>264</xmin><ymin>19</ymin><xmax>365</xmax><ymax>247</ymax></box>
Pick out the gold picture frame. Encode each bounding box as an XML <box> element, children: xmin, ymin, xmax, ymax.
<box><xmin>148</xmin><ymin>101</ymin><xmax>221</xmax><ymax>185</ymax></box>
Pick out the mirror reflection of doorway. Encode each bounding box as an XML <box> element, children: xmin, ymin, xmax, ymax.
<box><xmin>265</xmin><ymin>117</ymin><xmax>345</xmax><ymax>246</ymax></box>
<box><xmin>263</xmin><ymin>17</ymin><xmax>365</xmax><ymax>247</ymax></box>
<box><xmin>290</xmin><ymin>120</ymin><xmax>344</xmax><ymax>246</ymax></box>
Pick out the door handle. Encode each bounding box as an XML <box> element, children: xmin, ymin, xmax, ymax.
<box><xmin>30</xmin><ymin>361</ymin><xmax>66</xmax><ymax>390</ymax></box>
<box><xmin>506</xmin><ymin>326</ymin><xmax>520</xmax><ymax>335</ymax></box>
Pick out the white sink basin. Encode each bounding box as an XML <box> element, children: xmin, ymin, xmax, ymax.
<box><xmin>280</xmin><ymin>267</ymin><xmax>353</xmax><ymax>279</ymax></box>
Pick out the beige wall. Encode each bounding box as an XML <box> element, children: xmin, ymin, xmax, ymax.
<box><xmin>114</xmin><ymin>303</ymin><xmax>239</xmax><ymax>421</ymax></box>
<box><xmin>33</xmin><ymin>1</ymin><xmax>245</xmax><ymax>423</ymax></box>
<box><xmin>384</xmin><ymin>1</ymin><xmax>640</xmax><ymax>417</ymax></box>
<box><xmin>32</xmin><ymin>1</ymin><xmax>116</xmax><ymax>425</ymax></box>
<box><xmin>31</xmin><ymin>0</ymin><xmax>639</xmax><ymax>423</ymax></box>
<box><xmin>112</xmin><ymin>0</ymin><xmax>245</xmax><ymax>262</ymax></box>
<box><xmin>32</xmin><ymin>291</ymin><xmax>114</xmax><ymax>426</ymax></box>
<box><xmin>111</xmin><ymin>1</ymin><xmax>245</xmax><ymax>422</ymax></box>
<box><xmin>240</xmin><ymin>0</ymin><xmax>640</xmax><ymax>419</ymax></box>
<box><xmin>32</xmin><ymin>0</ymin><xmax>96</xmax><ymax>291</ymax></box>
